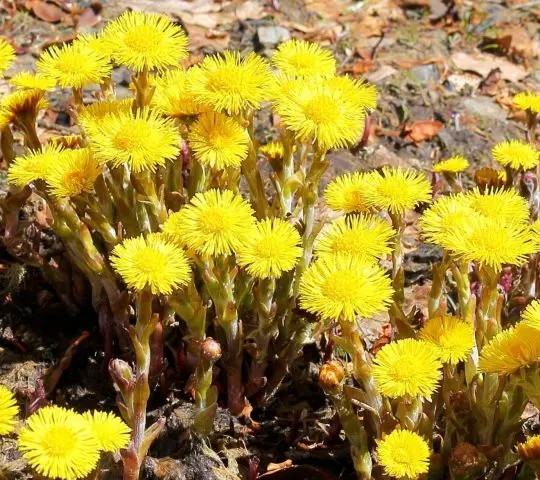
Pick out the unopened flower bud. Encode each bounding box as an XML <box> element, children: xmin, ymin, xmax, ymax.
<box><xmin>109</xmin><ymin>358</ymin><xmax>134</xmax><ymax>392</ymax></box>
<box><xmin>319</xmin><ymin>362</ymin><xmax>344</xmax><ymax>395</ymax></box>
<box><xmin>518</xmin><ymin>435</ymin><xmax>540</xmax><ymax>462</ymax></box>
<box><xmin>449</xmin><ymin>442</ymin><xmax>488</xmax><ymax>480</ymax></box>
<box><xmin>201</xmin><ymin>337</ymin><xmax>222</xmax><ymax>363</ymax></box>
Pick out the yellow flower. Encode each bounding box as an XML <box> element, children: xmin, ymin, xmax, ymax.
<box><xmin>8</xmin><ymin>144</ymin><xmax>65</xmax><ymax>187</ymax></box>
<box><xmin>377</xmin><ymin>429</ymin><xmax>430</xmax><ymax>479</ymax></box>
<box><xmin>78</xmin><ymin>98</ymin><xmax>133</xmax><ymax>134</ymax></box>
<box><xmin>74</xmin><ymin>32</ymin><xmax>113</xmax><ymax>60</ymax></box>
<box><xmin>518</xmin><ymin>435</ymin><xmax>540</xmax><ymax>462</ymax></box>
<box><xmin>274</xmin><ymin>77</ymin><xmax>366</xmax><ymax>151</ymax></box>
<box><xmin>236</xmin><ymin>218</ymin><xmax>301</xmax><ymax>278</ymax></box>
<box><xmin>45</xmin><ymin>148</ymin><xmax>102</xmax><ymax>198</ymax></box>
<box><xmin>260</xmin><ymin>141</ymin><xmax>285</xmax><ymax>161</ymax></box>
<box><xmin>523</xmin><ymin>300</ymin><xmax>540</xmax><ymax>330</ymax></box>
<box><xmin>82</xmin><ymin>411</ymin><xmax>130</xmax><ymax>452</ymax></box>
<box><xmin>420</xmin><ymin>194</ymin><xmax>475</xmax><ymax>246</ymax></box>
<box><xmin>314</xmin><ymin>214</ymin><xmax>394</xmax><ymax>263</ymax></box>
<box><xmin>271</xmin><ymin>39</ymin><xmax>336</xmax><ymax>79</ymax></box>
<box><xmin>188</xmin><ymin>51</ymin><xmax>272</xmax><ymax>115</ymax></box>
<box><xmin>18</xmin><ymin>405</ymin><xmax>100</xmax><ymax>480</ymax></box>
<box><xmin>0</xmin><ymin>385</ymin><xmax>18</xmax><ymax>435</ymax></box>
<box><xmin>514</xmin><ymin>91</ymin><xmax>540</xmax><ymax>114</ymax></box>
<box><xmin>465</xmin><ymin>187</ymin><xmax>530</xmax><ymax>227</ymax></box>
<box><xmin>373</xmin><ymin>338</ymin><xmax>442</xmax><ymax>399</ymax></box>
<box><xmin>9</xmin><ymin>72</ymin><xmax>56</xmax><ymax>91</ymax></box>
<box><xmin>363</xmin><ymin>167</ymin><xmax>432</xmax><ymax>215</ymax></box>
<box><xmin>299</xmin><ymin>255</ymin><xmax>393</xmax><ymax>321</ymax></box>
<box><xmin>163</xmin><ymin>189</ymin><xmax>256</xmax><ymax>257</ymax></box>
<box><xmin>0</xmin><ymin>38</ymin><xmax>15</xmax><ymax>73</ymax></box>
<box><xmin>151</xmin><ymin>68</ymin><xmax>206</xmax><ymax>117</ymax></box>
<box><xmin>111</xmin><ymin>233</ymin><xmax>191</xmax><ymax>294</ymax></box>
<box><xmin>48</xmin><ymin>135</ymin><xmax>84</xmax><ymax>150</ymax></box>
<box><xmin>419</xmin><ymin>314</ymin><xmax>475</xmax><ymax>364</ymax></box>
<box><xmin>88</xmin><ymin>108</ymin><xmax>181</xmax><ymax>172</ymax></box>
<box><xmin>188</xmin><ymin>111</ymin><xmax>248</xmax><ymax>170</ymax></box>
<box><xmin>0</xmin><ymin>88</ymin><xmax>48</xmax><ymax>131</ymax></box>
<box><xmin>479</xmin><ymin>323</ymin><xmax>540</xmax><ymax>375</ymax></box>
<box><xmin>37</xmin><ymin>43</ymin><xmax>111</xmax><ymax>89</ymax></box>
<box><xmin>326</xmin><ymin>76</ymin><xmax>378</xmax><ymax>111</ymax></box>
<box><xmin>433</xmin><ymin>155</ymin><xmax>469</xmax><ymax>173</ymax></box>
<box><xmin>442</xmin><ymin>216</ymin><xmax>535</xmax><ymax>271</ymax></box>
<box><xmin>104</xmin><ymin>11</ymin><xmax>188</xmax><ymax>71</ymax></box>
<box><xmin>493</xmin><ymin>139</ymin><xmax>539</xmax><ymax>171</ymax></box>
<box><xmin>324</xmin><ymin>172</ymin><xmax>371</xmax><ymax>213</ymax></box>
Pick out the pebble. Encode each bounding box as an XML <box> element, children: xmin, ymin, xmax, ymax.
<box><xmin>256</xmin><ymin>25</ymin><xmax>291</xmax><ymax>46</ymax></box>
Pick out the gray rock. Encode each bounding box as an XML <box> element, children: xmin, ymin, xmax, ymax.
<box><xmin>463</xmin><ymin>97</ymin><xmax>507</xmax><ymax>122</ymax></box>
<box><xmin>410</xmin><ymin>63</ymin><xmax>440</xmax><ymax>85</ymax></box>
<box><xmin>257</xmin><ymin>25</ymin><xmax>291</xmax><ymax>46</ymax></box>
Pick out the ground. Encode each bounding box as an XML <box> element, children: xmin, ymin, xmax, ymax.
<box><xmin>0</xmin><ymin>0</ymin><xmax>539</xmax><ymax>478</ymax></box>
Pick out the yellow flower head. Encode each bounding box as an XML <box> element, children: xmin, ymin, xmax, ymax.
<box><xmin>0</xmin><ymin>38</ymin><xmax>15</xmax><ymax>73</ymax></box>
<box><xmin>363</xmin><ymin>167</ymin><xmax>432</xmax><ymax>215</ymax></box>
<box><xmin>272</xmin><ymin>39</ymin><xmax>336</xmax><ymax>79</ymax></box>
<box><xmin>474</xmin><ymin>167</ymin><xmax>507</xmax><ymax>190</ymax></box>
<box><xmin>78</xmin><ymin>98</ymin><xmax>133</xmax><ymax>134</ymax></box>
<box><xmin>514</xmin><ymin>91</ymin><xmax>540</xmax><ymax>114</ymax></box>
<box><xmin>9</xmin><ymin>72</ymin><xmax>56</xmax><ymax>91</ymax></box>
<box><xmin>18</xmin><ymin>405</ymin><xmax>100</xmax><ymax>480</ymax></box>
<box><xmin>236</xmin><ymin>218</ymin><xmax>301</xmax><ymax>278</ymax></box>
<box><xmin>523</xmin><ymin>300</ymin><xmax>540</xmax><ymax>330</ymax></box>
<box><xmin>377</xmin><ymin>429</ymin><xmax>430</xmax><ymax>479</ymax></box>
<box><xmin>0</xmin><ymin>385</ymin><xmax>18</xmax><ymax>435</ymax></box>
<box><xmin>493</xmin><ymin>139</ymin><xmax>539</xmax><ymax>171</ymax></box>
<box><xmin>104</xmin><ymin>11</ymin><xmax>188</xmax><ymax>71</ymax></box>
<box><xmin>45</xmin><ymin>148</ymin><xmax>102</xmax><ymax>198</ymax></box>
<box><xmin>442</xmin><ymin>216</ymin><xmax>535</xmax><ymax>271</ymax></box>
<box><xmin>82</xmin><ymin>411</ymin><xmax>130</xmax><ymax>453</ymax></box>
<box><xmin>324</xmin><ymin>171</ymin><xmax>371</xmax><ymax>213</ymax></box>
<box><xmin>326</xmin><ymin>76</ymin><xmax>378</xmax><ymax>111</ymax></box>
<box><xmin>420</xmin><ymin>194</ymin><xmax>475</xmax><ymax>246</ymax></box>
<box><xmin>465</xmin><ymin>187</ymin><xmax>530</xmax><ymax>227</ymax></box>
<box><xmin>260</xmin><ymin>140</ymin><xmax>286</xmax><ymax>161</ymax></box>
<box><xmin>518</xmin><ymin>435</ymin><xmax>540</xmax><ymax>462</ymax></box>
<box><xmin>373</xmin><ymin>338</ymin><xmax>442</xmax><ymax>399</ymax></box>
<box><xmin>151</xmin><ymin>68</ymin><xmax>206</xmax><ymax>117</ymax></box>
<box><xmin>479</xmin><ymin>323</ymin><xmax>540</xmax><ymax>375</ymax></box>
<box><xmin>0</xmin><ymin>88</ymin><xmax>48</xmax><ymax>130</ymax></box>
<box><xmin>299</xmin><ymin>255</ymin><xmax>393</xmax><ymax>321</ymax></box>
<box><xmin>163</xmin><ymin>189</ymin><xmax>256</xmax><ymax>257</ymax></box>
<box><xmin>74</xmin><ymin>32</ymin><xmax>113</xmax><ymax>60</ymax></box>
<box><xmin>314</xmin><ymin>214</ymin><xmax>394</xmax><ymax>263</ymax></box>
<box><xmin>433</xmin><ymin>155</ymin><xmax>469</xmax><ymax>173</ymax></box>
<box><xmin>274</xmin><ymin>77</ymin><xmax>366</xmax><ymax>151</ymax></box>
<box><xmin>188</xmin><ymin>111</ymin><xmax>248</xmax><ymax>170</ymax></box>
<box><xmin>189</xmin><ymin>51</ymin><xmax>272</xmax><ymax>116</ymax></box>
<box><xmin>111</xmin><ymin>233</ymin><xmax>191</xmax><ymax>295</ymax></box>
<box><xmin>37</xmin><ymin>43</ymin><xmax>111</xmax><ymax>89</ymax></box>
<box><xmin>88</xmin><ymin>108</ymin><xmax>181</xmax><ymax>172</ymax></box>
<box><xmin>420</xmin><ymin>314</ymin><xmax>475</xmax><ymax>364</ymax></box>
<box><xmin>8</xmin><ymin>144</ymin><xmax>65</xmax><ymax>187</ymax></box>
<box><xmin>48</xmin><ymin>135</ymin><xmax>84</xmax><ymax>150</ymax></box>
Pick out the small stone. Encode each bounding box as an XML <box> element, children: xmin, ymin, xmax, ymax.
<box><xmin>463</xmin><ymin>97</ymin><xmax>507</xmax><ymax>122</ymax></box>
<box><xmin>410</xmin><ymin>63</ymin><xmax>440</xmax><ymax>84</ymax></box>
<box><xmin>256</xmin><ymin>25</ymin><xmax>291</xmax><ymax>46</ymax></box>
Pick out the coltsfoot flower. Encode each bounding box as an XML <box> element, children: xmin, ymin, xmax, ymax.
<box><xmin>314</xmin><ymin>214</ymin><xmax>394</xmax><ymax>263</ymax></box>
<box><xmin>523</xmin><ymin>300</ymin><xmax>540</xmax><ymax>330</ymax></box>
<box><xmin>18</xmin><ymin>405</ymin><xmax>100</xmax><ymax>480</ymax></box>
<box><xmin>514</xmin><ymin>91</ymin><xmax>540</xmax><ymax>114</ymax></box>
<box><xmin>492</xmin><ymin>139</ymin><xmax>539</xmax><ymax>171</ymax></box>
<box><xmin>104</xmin><ymin>11</ymin><xmax>188</xmax><ymax>71</ymax></box>
<box><xmin>88</xmin><ymin>108</ymin><xmax>181</xmax><ymax>172</ymax></box>
<box><xmin>518</xmin><ymin>435</ymin><xmax>540</xmax><ymax>462</ymax></box>
<box><xmin>8</xmin><ymin>144</ymin><xmax>65</xmax><ymax>187</ymax></box>
<box><xmin>419</xmin><ymin>314</ymin><xmax>475</xmax><ymax>364</ymax></box>
<box><xmin>0</xmin><ymin>385</ymin><xmax>18</xmax><ymax>435</ymax></box>
<box><xmin>272</xmin><ymin>39</ymin><xmax>336</xmax><ymax>79</ymax></box>
<box><xmin>362</xmin><ymin>167</ymin><xmax>432</xmax><ymax>215</ymax></box>
<box><xmin>324</xmin><ymin>172</ymin><xmax>371</xmax><ymax>213</ymax></box>
<box><xmin>82</xmin><ymin>411</ymin><xmax>130</xmax><ymax>452</ymax></box>
<box><xmin>299</xmin><ymin>255</ymin><xmax>393</xmax><ymax>321</ymax></box>
<box><xmin>163</xmin><ymin>189</ymin><xmax>256</xmax><ymax>257</ymax></box>
<box><xmin>465</xmin><ymin>187</ymin><xmax>530</xmax><ymax>227</ymax></box>
<box><xmin>9</xmin><ymin>72</ymin><xmax>56</xmax><ymax>91</ymax></box>
<box><xmin>377</xmin><ymin>429</ymin><xmax>430</xmax><ymax>479</ymax></box>
<box><xmin>111</xmin><ymin>233</ymin><xmax>191</xmax><ymax>295</ymax></box>
<box><xmin>78</xmin><ymin>98</ymin><xmax>133</xmax><ymax>135</ymax></box>
<box><xmin>188</xmin><ymin>51</ymin><xmax>272</xmax><ymax>115</ymax></box>
<box><xmin>373</xmin><ymin>338</ymin><xmax>442</xmax><ymax>399</ymax></box>
<box><xmin>260</xmin><ymin>140</ymin><xmax>285</xmax><ymax>161</ymax></box>
<box><xmin>188</xmin><ymin>111</ymin><xmax>248</xmax><ymax>170</ymax></box>
<box><xmin>0</xmin><ymin>38</ymin><xmax>15</xmax><ymax>72</ymax></box>
<box><xmin>433</xmin><ymin>155</ymin><xmax>469</xmax><ymax>173</ymax></box>
<box><xmin>0</xmin><ymin>88</ymin><xmax>48</xmax><ymax>131</ymax></box>
<box><xmin>236</xmin><ymin>218</ymin><xmax>301</xmax><ymax>278</ymax></box>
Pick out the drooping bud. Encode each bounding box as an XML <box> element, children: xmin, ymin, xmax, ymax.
<box><xmin>109</xmin><ymin>358</ymin><xmax>135</xmax><ymax>392</ymax></box>
<box><xmin>518</xmin><ymin>435</ymin><xmax>540</xmax><ymax>462</ymax></box>
<box><xmin>201</xmin><ymin>337</ymin><xmax>222</xmax><ymax>364</ymax></box>
<box><xmin>449</xmin><ymin>442</ymin><xmax>488</xmax><ymax>480</ymax></box>
<box><xmin>319</xmin><ymin>362</ymin><xmax>344</xmax><ymax>395</ymax></box>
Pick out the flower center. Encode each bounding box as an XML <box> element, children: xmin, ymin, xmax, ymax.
<box><xmin>132</xmin><ymin>247</ymin><xmax>167</xmax><ymax>277</ymax></box>
<box><xmin>254</xmin><ymin>235</ymin><xmax>280</xmax><ymax>260</ymax></box>
<box><xmin>322</xmin><ymin>269</ymin><xmax>361</xmax><ymax>303</ymax></box>
<box><xmin>303</xmin><ymin>95</ymin><xmax>340</xmax><ymax>125</ymax></box>
<box><xmin>113</xmin><ymin>122</ymin><xmax>146</xmax><ymax>151</ymax></box>
<box><xmin>43</xmin><ymin>425</ymin><xmax>76</xmax><ymax>458</ymax></box>
<box><xmin>207</xmin><ymin>70</ymin><xmax>242</xmax><ymax>94</ymax></box>
<box><xmin>64</xmin><ymin>171</ymin><xmax>88</xmax><ymax>193</ymax></box>
<box><xmin>123</xmin><ymin>25</ymin><xmax>163</xmax><ymax>53</ymax></box>
<box><xmin>208</xmin><ymin>130</ymin><xmax>227</xmax><ymax>149</ymax></box>
<box><xmin>198</xmin><ymin>208</ymin><xmax>233</xmax><ymax>234</ymax></box>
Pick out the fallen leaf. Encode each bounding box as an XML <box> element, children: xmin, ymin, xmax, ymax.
<box><xmin>267</xmin><ymin>460</ymin><xmax>293</xmax><ymax>472</ymax></box>
<box><xmin>399</xmin><ymin>0</ymin><xmax>428</xmax><ymax>6</ymax></box>
<box><xmin>188</xmin><ymin>25</ymin><xmax>230</xmax><ymax>50</ymax></box>
<box><xmin>479</xmin><ymin>34</ymin><xmax>512</xmax><ymax>55</ymax></box>
<box><xmin>77</xmin><ymin>6</ymin><xmax>101</xmax><ymax>27</ymax></box>
<box><xmin>235</xmin><ymin>0</ymin><xmax>265</xmax><ymax>21</ymax></box>
<box><xmin>350</xmin><ymin>14</ymin><xmax>385</xmax><ymax>37</ymax></box>
<box><xmin>28</xmin><ymin>0</ymin><xmax>64</xmax><ymax>22</ymax></box>
<box><xmin>403</xmin><ymin>119</ymin><xmax>444</xmax><ymax>143</ymax></box>
<box><xmin>451</xmin><ymin>51</ymin><xmax>528</xmax><ymax>83</ymax></box>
